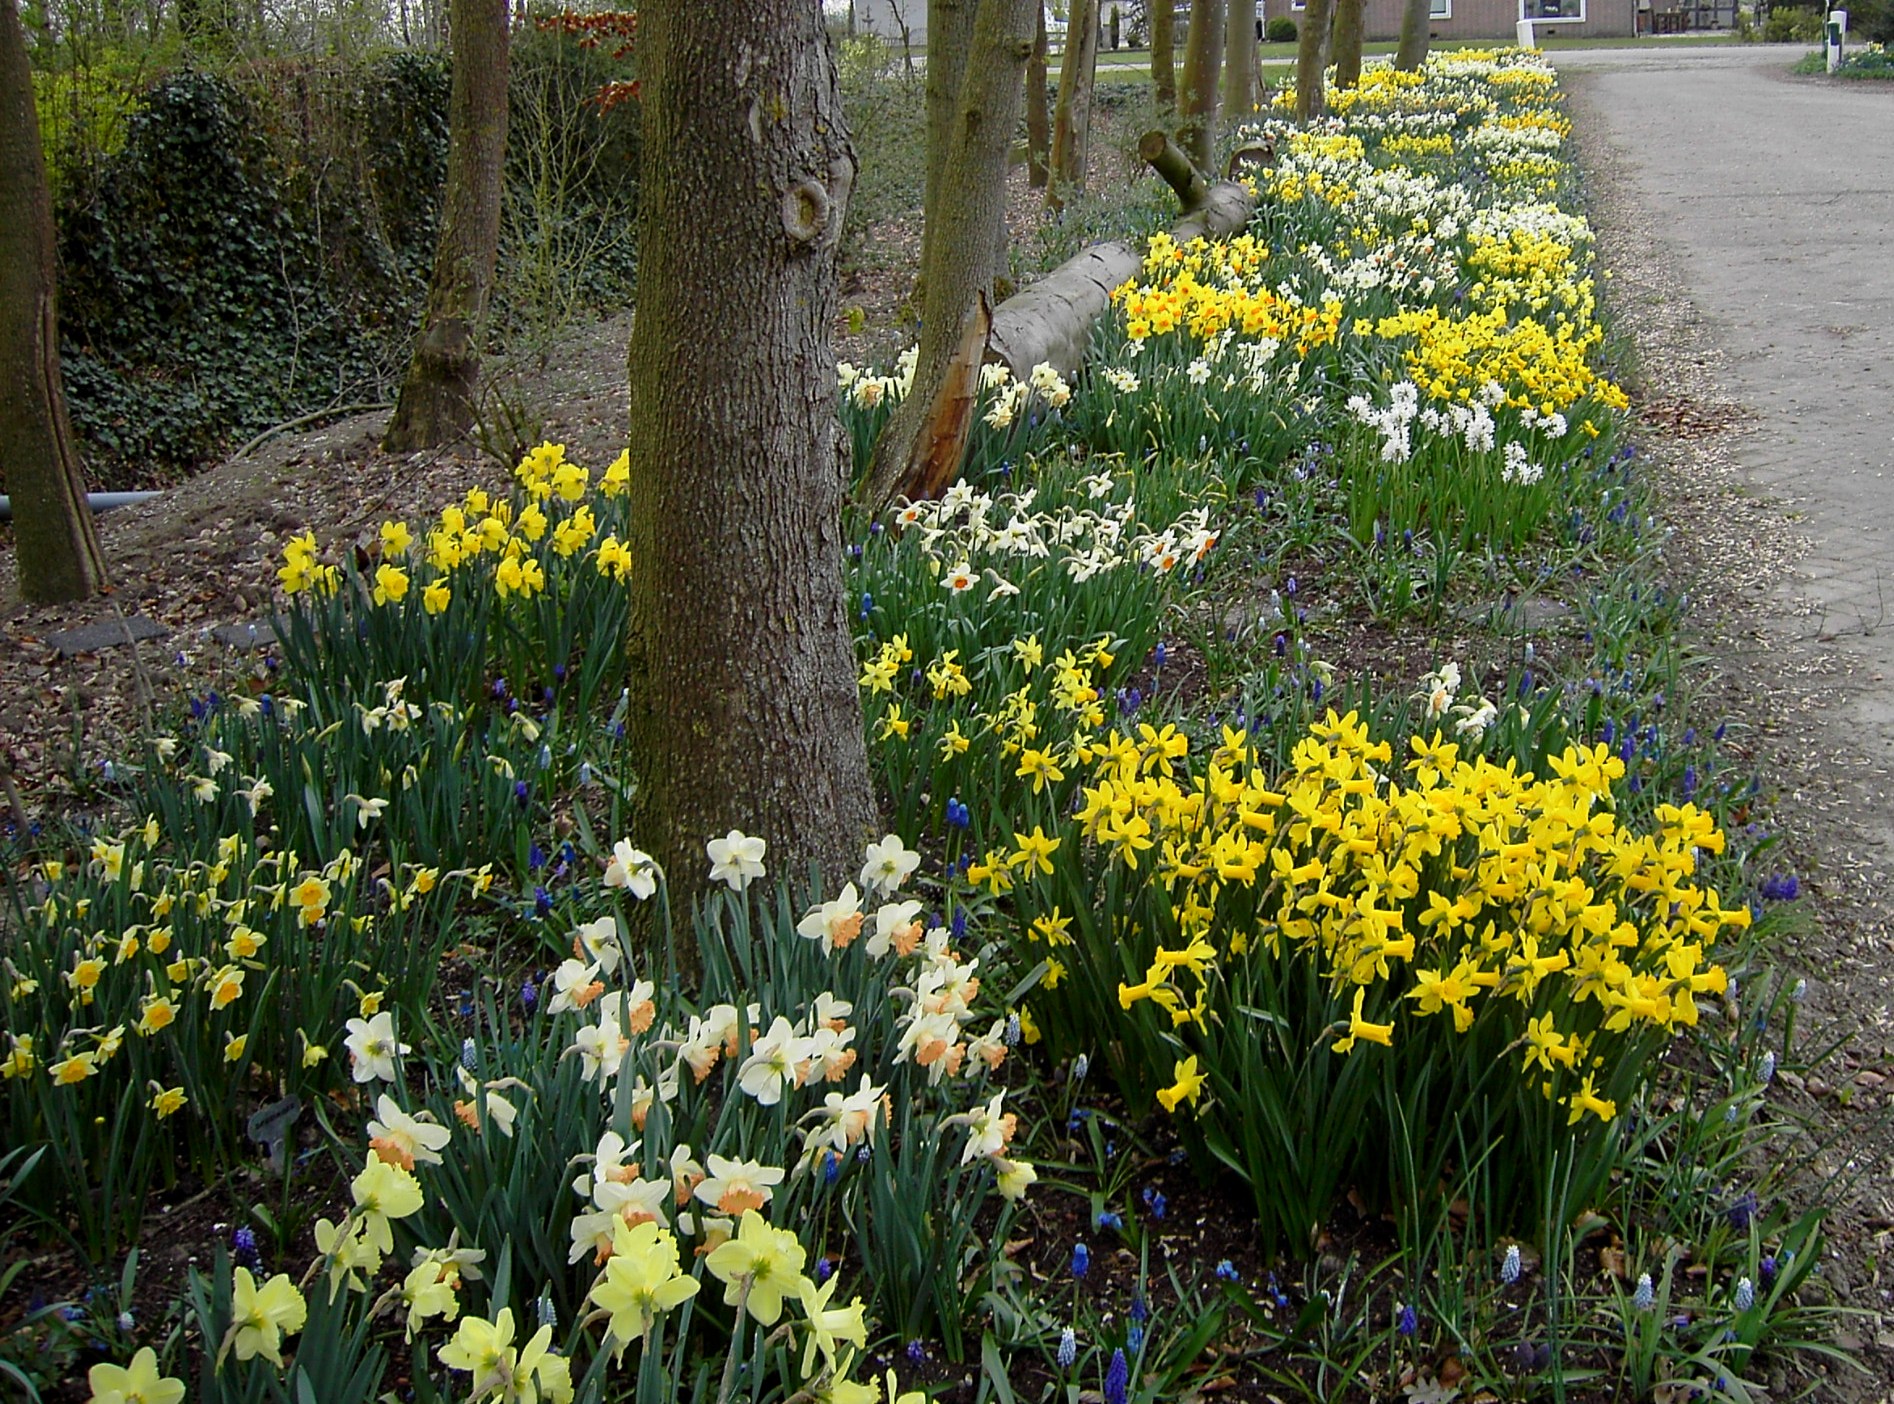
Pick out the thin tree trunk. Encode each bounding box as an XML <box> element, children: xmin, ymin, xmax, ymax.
<box><xmin>1394</xmin><ymin>0</ymin><xmax>1431</xmax><ymax>70</ymax></box>
<box><xmin>863</xmin><ymin>0</ymin><xmax>1037</xmax><ymax>509</ymax></box>
<box><xmin>1026</xmin><ymin>1</ymin><xmax>1050</xmax><ymax>188</ymax></box>
<box><xmin>1047</xmin><ymin>0</ymin><xmax>1099</xmax><ymax>209</ymax></box>
<box><xmin>1223</xmin><ymin>0</ymin><xmax>1256</xmax><ymax>122</ymax></box>
<box><xmin>384</xmin><ymin>0</ymin><xmax>509</xmax><ymax>451</ymax></box>
<box><xmin>922</xmin><ymin>0</ymin><xmax>978</xmax><ymax>286</ymax></box>
<box><xmin>1332</xmin><ymin>0</ymin><xmax>1363</xmax><ymax>87</ymax></box>
<box><xmin>1179</xmin><ymin>0</ymin><xmax>1224</xmax><ymax>173</ymax></box>
<box><xmin>1150</xmin><ymin>0</ymin><xmax>1176</xmax><ymax>109</ymax></box>
<box><xmin>624</xmin><ymin>0</ymin><xmax>873</xmax><ymax>908</ymax></box>
<box><xmin>1294</xmin><ymin>0</ymin><xmax>1331</xmax><ymax>119</ymax></box>
<box><xmin>1</xmin><ymin>0</ymin><xmax>107</xmax><ymax>603</ymax></box>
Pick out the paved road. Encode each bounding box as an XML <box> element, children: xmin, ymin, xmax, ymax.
<box><xmin>1556</xmin><ymin>45</ymin><xmax>1894</xmax><ymax>844</ymax></box>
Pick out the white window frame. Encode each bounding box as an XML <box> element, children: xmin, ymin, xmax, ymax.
<box><xmin>1520</xmin><ymin>0</ymin><xmax>1586</xmax><ymax>21</ymax></box>
<box><xmin>1430</xmin><ymin>0</ymin><xmax>1452</xmax><ymax>17</ymax></box>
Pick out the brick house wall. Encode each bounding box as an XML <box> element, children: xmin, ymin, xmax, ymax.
<box><xmin>1260</xmin><ymin>0</ymin><xmax>1639</xmax><ymax>41</ymax></box>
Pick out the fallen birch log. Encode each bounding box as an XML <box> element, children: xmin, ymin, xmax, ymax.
<box><xmin>986</xmin><ymin>178</ymin><xmax>1253</xmax><ymax>384</ymax></box>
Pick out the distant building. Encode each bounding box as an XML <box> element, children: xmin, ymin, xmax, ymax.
<box><xmin>1258</xmin><ymin>0</ymin><xmax>1651</xmax><ymax>40</ymax></box>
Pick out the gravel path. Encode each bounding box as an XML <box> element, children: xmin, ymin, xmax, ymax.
<box><xmin>1562</xmin><ymin>44</ymin><xmax>1894</xmax><ymax>1390</ymax></box>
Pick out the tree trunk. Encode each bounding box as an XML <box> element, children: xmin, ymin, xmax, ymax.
<box><xmin>1223</xmin><ymin>0</ymin><xmax>1256</xmax><ymax>122</ymax></box>
<box><xmin>1332</xmin><ymin>0</ymin><xmax>1364</xmax><ymax>87</ymax></box>
<box><xmin>624</xmin><ymin>0</ymin><xmax>874</xmax><ymax>905</ymax></box>
<box><xmin>863</xmin><ymin>0</ymin><xmax>1036</xmax><ymax>509</ymax></box>
<box><xmin>922</xmin><ymin>0</ymin><xmax>978</xmax><ymax>285</ymax></box>
<box><xmin>1048</xmin><ymin>0</ymin><xmax>1099</xmax><ymax>209</ymax></box>
<box><xmin>384</xmin><ymin>0</ymin><xmax>509</xmax><ymax>452</ymax></box>
<box><xmin>1294</xmin><ymin>0</ymin><xmax>1331</xmax><ymax>119</ymax></box>
<box><xmin>1</xmin><ymin>0</ymin><xmax>107</xmax><ymax>604</ymax></box>
<box><xmin>1150</xmin><ymin>0</ymin><xmax>1176</xmax><ymax>109</ymax></box>
<box><xmin>1179</xmin><ymin>0</ymin><xmax>1224</xmax><ymax>173</ymax></box>
<box><xmin>1394</xmin><ymin>0</ymin><xmax>1431</xmax><ymax>70</ymax></box>
<box><xmin>1025</xmin><ymin>1</ymin><xmax>1050</xmax><ymax>188</ymax></box>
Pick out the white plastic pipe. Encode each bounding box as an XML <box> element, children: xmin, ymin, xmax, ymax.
<box><xmin>0</xmin><ymin>491</ymin><xmax>160</xmax><ymax>522</ymax></box>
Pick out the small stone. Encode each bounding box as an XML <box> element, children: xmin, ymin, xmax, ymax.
<box><xmin>47</xmin><ymin>615</ymin><xmax>168</xmax><ymax>658</ymax></box>
<box><xmin>211</xmin><ymin>619</ymin><xmax>279</xmax><ymax>651</ymax></box>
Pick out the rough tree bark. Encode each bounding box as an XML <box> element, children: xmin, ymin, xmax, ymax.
<box><xmin>624</xmin><ymin>0</ymin><xmax>874</xmax><ymax>903</ymax></box>
<box><xmin>1294</xmin><ymin>0</ymin><xmax>1332</xmax><ymax>119</ymax></box>
<box><xmin>1333</xmin><ymin>0</ymin><xmax>1364</xmax><ymax>87</ymax></box>
<box><xmin>862</xmin><ymin>0</ymin><xmax>1037</xmax><ymax>510</ymax></box>
<box><xmin>1394</xmin><ymin>0</ymin><xmax>1432</xmax><ymax>70</ymax></box>
<box><xmin>1025</xmin><ymin>1</ymin><xmax>1050</xmax><ymax>188</ymax></box>
<box><xmin>1</xmin><ymin>0</ymin><xmax>107</xmax><ymax>604</ymax></box>
<box><xmin>1047</xmin><ymin>0</ymin><xmax>1099</xmax><ymax>209</ymax></box>
<box><xmin>384</xmin><ymin>0</ymin><xmax>509</xmax><ymax>452</ymax></box>
<box><xmin>1179</xmin><ymin>0</ymin><xmax>1225</xmax><ymax>173</ymax></box>
<box><xmin>921</xmin><ymin>0</ymin><xmax>979</xmax><ymax>283</ymax></box>
<box><xmin>1150</xmin><ymin>0</ymin><xmax>1177</xmax><ymax>109</ymax></box>
<box><xmin>1223</xmin><ymin>0</ymin><xmax>1256</xmax><ymax>123</ymax></box>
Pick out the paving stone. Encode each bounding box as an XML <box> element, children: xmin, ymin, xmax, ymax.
<box><xmin>1502</xmin><ymin>595</ymin><xmax>1576</xmax><ymax>631</ymax></box>
<box><xmin>211</xmin><ymin>619</ymin><xmax>280</xmax><ymax>651</ymax></box>
<box><xmin>47</xmin><ymin>615</ymin><xmax>168</xmax><ymax>658</ymax></box>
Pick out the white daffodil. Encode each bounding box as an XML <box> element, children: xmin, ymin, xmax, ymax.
<box><xmin>706</xmin><ymin>830</ymin><xmax>767</xmax><ymax>891</ymax></box>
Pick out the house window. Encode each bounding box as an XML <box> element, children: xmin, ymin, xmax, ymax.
<box><xmin>1431</xmin><ymin>0</ymin><xmax>1451</xmax><ymax>15</ymax></box>
<box><xmin>1521</xmin><ymin>0</ymin><xmax>1585</xmax><ymax>19</ymax></box>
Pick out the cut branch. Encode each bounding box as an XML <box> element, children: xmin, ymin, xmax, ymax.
<box><xmin>1139</xmin><ymin>128</ymin><xmax>1209</xmax><ymax>213</ymax></box>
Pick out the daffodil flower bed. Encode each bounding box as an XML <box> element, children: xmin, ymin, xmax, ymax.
<box><xmin>113</xmin><ymin>677</ymin><xmax>592</xmax><ymax>879</ymax></box>
<box><xmin>19</xmin><ymin>46</ymin><xmax>1830</xmax><ymax>1404</ymax></box>
<box><xmin>274</xmin><ymin>443</ymin><xmax>634</xmax><ymax>722</ymax></box>
<box><xmin>996</xmin><ymin>704</ymin><xmax>1749</xmax><ymax>1250</ymax></box>
<box><xmin>848</xmin><ymin>460</ymin><xmax>1228</xmax><ymax>840</ymax></box>
<box><xmin>1</xmin><ymin>815</ymin><xmax>476</xmax><ymax>1259</ymax></box>
<box><xmin>172</xmin><ymin>830</ymin><xmax>1028</xmax><ymax>1401</ymax></box>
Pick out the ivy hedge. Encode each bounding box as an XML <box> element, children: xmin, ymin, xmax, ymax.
<box><xmin>51</xmin><ymin>34</ymin><xmax>640</xmax><ymax>489</ymax></box>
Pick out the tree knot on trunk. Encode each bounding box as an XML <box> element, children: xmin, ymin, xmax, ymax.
<box><xmin>781</xmin><ymin>177</ymin><xmax>832</xmax><ymax>247</ymax></box>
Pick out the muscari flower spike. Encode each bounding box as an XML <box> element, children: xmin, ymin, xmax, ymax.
<box><xmin>1104</xmin><ymin>1348</ymin><xmax>1129</xmax><ymax>1404</ymax></box>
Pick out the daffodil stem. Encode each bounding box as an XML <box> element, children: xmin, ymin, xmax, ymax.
<box><xmin>714</xmin><ymin>1278</ymin><xmax>752</xmax><ymax>1404</ymax></box>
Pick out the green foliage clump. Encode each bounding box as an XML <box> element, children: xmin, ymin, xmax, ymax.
<box><xmin>56</xmin><ymin>70</ymin><xmax>397</xmax><ymax>481</ymax></box>
<box><xmin>1761</xmin><ymin>3</ymin><xmax>1826</xmax><ymax>42</ymax></box>
<box><xmin>1853</xmin><ymin>0</ymin><xmax>1894</xmax><ymax>44</ymax></box>
<box><xmin>835</xmin><ymin>37</ymin><xmax>928</xmax><ymax>269</ymax></box>
<box><xmin>1266</xmin><ymin>16</ymin><xmax>1301</xmax><ymax>42</ymax></box>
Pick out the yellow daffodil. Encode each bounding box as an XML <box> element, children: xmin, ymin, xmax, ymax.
<box><xmin>1156</xmin><ymin>1055</ymin><xmax>1207</xmax><ymax>1112</ymax></box>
